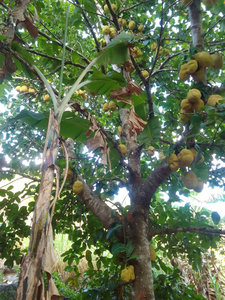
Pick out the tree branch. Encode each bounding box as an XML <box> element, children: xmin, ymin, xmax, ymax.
<box><xmin>77</xmin><ymin>175</ymin><xmax>120</xmax><ymax>229</ymax></box>
<box><xmin>0</xmin><ymin>169</ymin><xmax>41</xmax><ymax>182</ymax></box>
<box><xmin>149</xmin><ymin>226</ymin><xmax>225</xmax><ymax>238</ymax></box>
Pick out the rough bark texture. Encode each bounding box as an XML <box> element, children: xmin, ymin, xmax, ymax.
<box><xmin>130</xmin><ymin>209</ymin><xmax>155</xmax><ymax>300</ymax></box>
<box><xmin>17</xmin><ymin>113</ymin><xmax>60</xmax><ymax>300</ymax></box>
<box><xmin>188</xmin><ymin>0</ymin><xmax>204</xmax><ymax>50</ymax></box>
<box><xmin>78</xmin><ymin>176</ymin><xmax>120</xmax><ymax>229</ymax></box>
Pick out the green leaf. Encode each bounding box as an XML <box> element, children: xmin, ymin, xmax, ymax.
<box><xmin>111</xmin><ymin>243</ymin><xmax>127</xmax><ymax>254</ymax></box>
<box><xmin>86</xmin><ymin>70</ymin><xmax>126</xmax><ymax>96</ymax></box>
<box><xmin>106</xmin><ymin>224</ymin><xmax>121</xmax><ymax>240</ymax></box>
<box><xmin>98</xmin><ymin>43</ymin><xmax>129</xmax><ymax>65</ymax></box>
<box><xmin>86</xmin><ymin>249</ymin><xmax>92</xmax><ymax>262</ymax></box>
<box><xmin>138</xmin><ymin>116</ymin><xmax>160</xmax><ymax>144</ymax></box>
<box><xmin>11</xmin><ymin>42</ymin><xmax>34</xmax><ymax>65</ymax></box>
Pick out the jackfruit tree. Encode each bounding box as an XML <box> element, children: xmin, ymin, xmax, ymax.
<box><xmin>0</xmin><ymin>0</ymin><xmax>225</xmax><ymax>299</ymax></box>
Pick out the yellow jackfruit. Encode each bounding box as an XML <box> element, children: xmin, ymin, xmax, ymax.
<box><xmin>28</xmin><ymin>88</ymin><xmax>36</xmax><ymax>93</ymax></box>
<box><xmin>103</xmin><ymin>103</ymin><xmax>109</xmax><ymax>112</ymax></box>
<box><xmin>102</xmin><ymin>26</ymin><xmax>110</xmax><ymax>35</ymax></box>
<box><xmin>15</xmin><ymin>86</ymin><xmax>21</xmax><ymax>92</ymax></box>
<box><xmin>183</xmin><ymin>171</ymin><xmax>198</xmax><ymax>190</ymax></box>
<box><xmin>142</xmin><ymin>70</ymin><xmax>149</xmax><ymax>78</ymax></box>
<box><xmin>179</xmin><ymin>64</ymin><xmax>190</xmax><ymax>81</ymax></box>
<box><xmin>151</xmin><ymin>42</ymin><xmax>157</xmax><ymax>51</ymax></box>
<box><xmin>177</xmin><ymin>149</ymin><xmax>194</xmax><ymax>168</ymax></box>
<box><xmin>121</xmin><ymin>265</ymin><xmax>135</xmax><ymax>283</ymax></box>
<box><xmin>119</xmin><ymin>144</ymin><xmax>127</xmax><ymax>155</ymax></box>
<box><xmin>111</xmin><ymin>4</ymin><xmax>117</xmax><ymax>11</ymax></box>
<box><xmin>167</xmin><ymin>154</ymin><xmax>179</xmax><ymax>172</ymax></box>
<box><xmin>165</xmin><ymin>48</ymin><xmax>170</xmax><ymax>56</ymax></box>
<box><xmin>192</xmin><ymin>99</ymin><xmax>204</xmax><ymax>110</ymax></box>
<box><xmin>109</xmin><ymin>101</ymin><xmax>116</xmax><ymax>111</ymax></box>
<box><xmin>109</xmin><ymin>27</ymin><xmax>115</xmax><ymax>38</ymax></box>
<box><xmin>181</xmin><ymin>99</ymin><xmax>192</xmax><ymax>111</ymax></box>
<box><xmin>138</xmin><ymin>24</ymin><xmax>144</xmax><ymax>32</ymax></box>
<box><xmin>186</xmin><ymin>60</ymin><xmax>198</xmax><ymax>74</ymax></box>
<box><xmin>191</xmin><ymin>67</ymin><xmax>205</xmax><ymax>82</ymax></box>
<box><xmin>62</xmin><ymin>168</ymin><xmax>73</xmax><ymax>181</ymax></box>
<box><xmin>133</xmin><ymin>49</ymin><xmax>142</xmax><ymax>58</ymax></box>
<box><xmin>121</xmin><ymin>19</ymin><xmax>127</xmax><ymax>27</ymax></box>
<box><xmin>207</xmin><ymin>94</ymin><xmax>223</xmax><ymax>107</ymax></box>
<box><xmin>194</xmin><ymin>51</ymin><xmax>212</xmax><ymax>68</ymax></box>
<box><xmin>179</xmin><ymin>109</ymin><xmax>190</xmax><ymax>122</ymax></box>
<box><xmin>211</xmin><ymin>52</ymin><xmax>223</xmax><ymax>70</ymax></box>
<box><xmin>118</xmin><ymin>126</ymin><xmax>122</xmax><ymax>135</ymax></box>
<box><xmin>149</xmin><ymin>245</ymin><xmax>156</xmax><ymax>261</ymax></box>
<box><xmin>44</xmin><ymin>94</ymin><xmax>49</xmax><ymax>101</ymax></box>
<box><xmin>147</xmin><ymin>146</ymin><xmax>155</xmax><ymax>157</ymax></box>
<box><xmin>20</xmin><ymin>85</ymin><xmax>28</xmax><ymax>92</ymax></box>
<box><xmin>72</xmin><ymin>180</ymin><xmax>83</xmax><ymax>194</ymax></box>
<box><xmin>190</xmin><ymin>148</ymin><xmax>204</xmax><ymax>165</ymax></box>
<box><xmin>128</xmin><ymin>21</ymin><xmax>136</xmax><ymax>30</ymax></box>
<box><xmin>154</xmin><ymin>46</ymin><xmax>163</xmax><ymax>58</ymax></box>
<box><xmin>160</xmin><ymin>151</ymin><xmax>166</xmax><ymax>160</ymax></box>
<box><xmin>187</xmin><ymin>89</ymin><xmax>201</xmax><ymax>103</ymax></box>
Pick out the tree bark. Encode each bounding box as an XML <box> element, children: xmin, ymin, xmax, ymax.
<box><xmin>130</xmin><ymin>208</ymin><xmax>155</xmax><ymax>300</ymax></box>
<box><xmin>188</xmin><ymin>0</ymin><xmax>204</xmax><ymax>50</ymax></box>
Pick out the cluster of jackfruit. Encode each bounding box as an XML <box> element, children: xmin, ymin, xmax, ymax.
<box><xmin>121</xmin><ymin>265</ymin><xmax>135</xmax><ymax>283</ymax></box>
<box><xmin>179</xmin><ymin>89</ymin><xmax>204</xmax><ymax>122</ymax></box>
<box><xmin>102</xmin><ymin>101</ymin><xmax>117</xmax><ymax>112</ymax></box>
<box><xmin>16</xmin><ymin>85</ymin><xmax>36</xmax><ymax>93</ymax></box>
<box><xmin>75</xmin><ymin>89</ymin><xmax>87</xmax><ymax>101</ymax></box>
<box><xmin>167</xmin><ymin>148</ymin><xmax>204</xmax><ymax>172</ymax></box>
<box><xmin>179</xmin><ymin>51</ymin><xmax>223</xmax><ymax>82</ymax></box>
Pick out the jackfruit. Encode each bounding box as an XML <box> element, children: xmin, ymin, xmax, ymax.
<box><xmin>151</xmin><ymin>42</ymin><xmax>157</xmax><ymax>51</ymax></box>
<box><xmin>15</xmin><ymin>86</ymin><xmax>21</xmax><ymax>91</ymax></box>
<box><xmin>44</xmin><ymin>94</ymin><xmax>49</xmax><ymax>101</ymax></box>
<box><xmin>186</xmin><ymin>60</ymin><xmax>198</xmax><ymax>74</ymax></box>
<box><xmin>194</xmin><ymin>51</ymin><xmax>212</xmax><ymax>68</ymax></box>
<box><xmin>147</xmin><ymin>146</ymin><xmax>155</xmax><ymax>157</ymax></box>
<box><xmin>190</xmin><ymin>148</ymin><xmax>204</xmax><ymax>165</ymax></box>
<box><xmin>177</xmin><ymin>149</ymin><xmax>194</xmax><ymax>168</ymax></box>
<box><xmin>211</xmin><ymin>52</ymin><xmax>223</xmax><ymax>70</ymax></box>
<box><xmin>179</xmin><ymin>109</ymin><xmax>190</xmax><ymax>122</ymax></box>
<box><xmin>142</xmin><ymin>70</ymin><xmax>149</xmax><ymax>78</ymax></box>
<box><xmin>20</xmin><ymin>85</ymin><xmax>28</xmax><ymax>92</ymax></box>
<box><xmin>118</xmin><ymin>126</ymin><xmax>122</xmax><ymax>135</ymax></box>
<box><xmin>192</xmin><ymin>99</ymin><xmax>204</xmax><ymax>110</ymax></box>
<box><xmin>167</xmin><ymin>154</ymin><xmax>179</xmax><ymax>172</ymax></box>
<box><xmin>191</xmin><ymin>67</ymin><xmax>205</xmax><ymax>82</ymax></box>
<box><xmin>62</xmin><ymin>168</ymin><xmax>73</xmax><ymax>181</ymax></box>
<box><xmin>183</xmin><ymin>171</ymin><xmax>198</xmax><ymax>189</ymax></box>
<box><xmin>187</xmin><ymin>89</ymin><xmax>201</xmax><ymax>103</ymax></box>
<box><xmin>179</xmin><ymin>64</ymin><xmax>190</xmax><ymax>81</ymax></box>
<box><xmin>103</xmin><ymin>103</ymin><xmax>109</xmax><ymax>112</ymax></box>
<box><xmin>72</xmin><ymin>180</ymin><xmax>83</xmax><ymax>194</ymax></box>
<box><xmin>119</xmin><ymin>144</ymin><xmax>127</xmax><ymax>155</ymax></box>
<box><xmin>121</xmin><ymin>265</ymin><xmax>135</xmax><ymax>283</ymax></box>
<box><xmin>193</xmin><ymin>180</ymin><xmax>204</xmax><ymax>193</ymax></box>
<box><xmin>109</xmin><ymin>101</ymin><xmax>116</xmax><ymax>111</ymax></box>
<box><xmin>109</xmin><ymin>27</ymin><xmax>115</xmax><ymax>38</ymax></box>
<box><xmin>207</xmin><ymin>94</ymin><xmax>223</xmax><ymax>107</ymax></box>
<box><xmin>128</xmin><ymin>21</ymin><xmax>136</xmax><ymax>30</ymax></box>
<box><xmin>181</xmin><ymin>99</ymin><xmax>192</xmax><ymax>111</ymax></box>
<box><xmin>149</xmin><ymin>245</ymin><xmax>156</xmax><ymax>261</ymax></box>
<box><xmin>138</xmin><ymin>24</ymin><xmax>144</xmax><ymax>32</ymax></box>
<box><xmin>102</xmin><ymin>26</ymin><xmax>110</xmax><ymax>35</ymax></box>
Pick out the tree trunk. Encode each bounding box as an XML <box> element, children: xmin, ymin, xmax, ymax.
<box><xmin>188</xmin><ymin>0</ymin><xmax>204</xmax><ymax>50</ymax></box>
<box><xmin>130</xmin><ymin>207</ymin><xmax>155</xmax><ymax>300</ymax></box>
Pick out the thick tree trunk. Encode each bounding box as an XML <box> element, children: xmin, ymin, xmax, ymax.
<box><xmin>188</xmin><ymin>0</ymin><xmax>204</xmax><ymax>50</ymax></box>
<box><xmin>130</xmin><ymin>207</ymin><xmax>155</xmax><ymax>300</ymax></box>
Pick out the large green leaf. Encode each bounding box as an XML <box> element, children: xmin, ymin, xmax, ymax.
<box><xmin>86</xmin><ymin>70</ymin><xmax>126</xmax><ymax>96</ymax></box>
<box><xmin>138</xmin><ymin>116</ymin><xmax>161</xmax><ymax>144</ymax></box>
